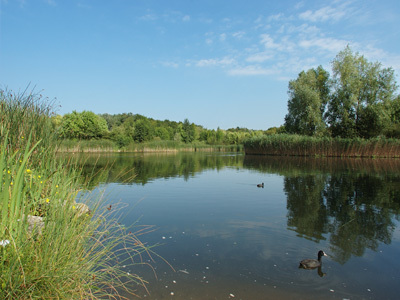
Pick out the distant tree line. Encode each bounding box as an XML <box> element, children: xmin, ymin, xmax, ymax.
<box><xmin>52</xmin><ymin>111</ymin><xmax>282</xmax><ymax>147</ymax></box>
<box><xmin>284</xmin><ymin>46</ymin><xmax>400</xmax><ymax>139</ymax></box>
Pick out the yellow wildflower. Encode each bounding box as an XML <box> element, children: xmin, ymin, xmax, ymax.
<box><xmin>26</xmin><ymin>169</ymin><xmax>31</xmax><ymax>174</ymax></box>
<box><xmin>46</xmin><ymin>198</ymin><xmax>50</xmax><ymax>203</ymax></box>
<box><xmin>7</xmin><ymin>170</ymin><xmax>10</xmax><ymax>174</ymax></box>
<box><xmin>72</xmin><ymin>206</ymin><xmax>76</xmax><ymax>210</ymax></box>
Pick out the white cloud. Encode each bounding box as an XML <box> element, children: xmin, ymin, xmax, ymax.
<box><xmin>294</xmin><ymin>1</ymin><xmax>305</xmax><ymax>10</ymax></box>
<box><xmin>161</xmin><ymin>61</ymin><xmax>179</xmax><ymax>68</ymax></box>
<box><xmin>299</xmin><ymin>4</ymin><xmax>349</xmax><ymax>22</ymax></box>
<box><xmin>140</xmin><ymin>14</ymin><xmax>157</xmax><ymax>21</ymax></box>
<box><xmin>299</xmin><ymin>37</ymin><xmax>349</xmax><ymax>54</ymax></box>
<box><xmin>232</xmin><ymin>31</ymin><xmax>245</xmax><ymax>39</ymax></box>
<box><xmin>228</xmin><ymin>65</ymin><xmax>277</xmax><ymax>76</ymax></box>
<box><xmin>268</xmin><ymin>13</ymin><xmax>284</xmax><ymax>22</ymax></box>
<box><xmin>195</xmin><ymin>57</ymin><xmax>236</xmax><ymax>67</ymax></box>
<box><xmin>220</xmin><ymin>33</ymin><xmax>227</xmax><ymax>42</ymax></box>
<box><xmin>260</xmin><ymin>34</ymin><xmax>281</xmax><ymax>50</ymax></box>
<box><xmin>182</xmin><ymin>15</ymin><xmax>190</xmax><ymax>22</ymax></box>
<box><xmin>45</xmin><ymin>0</ymin><xmax>56</xmax><ymax>6</ymax></box>
<box><xmin>246</xmin><ymin>52</ymin><xmax>273</xmax><ymax>63</ymax></box>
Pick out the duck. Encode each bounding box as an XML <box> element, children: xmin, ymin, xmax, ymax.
<box><xmin>257</xmin><ymin>183</ymin><xmax>264</xmax><ymax>188</ymax></box>
<box><xmin>299</xmin><ymin>250</ymin><xmax>327</xmax><ymax>269</ymax></box>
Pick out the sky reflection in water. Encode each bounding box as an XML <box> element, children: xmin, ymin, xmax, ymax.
<box><xmin>79</xmin><ymin>153</ymin><xmax>400</xmax><ymax>299</ymax></box>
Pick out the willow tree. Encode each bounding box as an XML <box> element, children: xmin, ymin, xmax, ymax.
<box><xmin>284</xmin><ymin>66</ymin><xmax>330</xmax><ymax>136</ymax></box>
<box><xmin>325</xmin><ymin>46</ymin><xmax>398</xmax><ymax>138</ymax></box>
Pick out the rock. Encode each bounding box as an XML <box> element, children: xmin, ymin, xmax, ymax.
<box><xmin>75</xmin><ymin>203</ymin><xmax>90</xmax><ymax>217</ymax></box>
<box><xmin>27</xmin><ymin>215</ymin><xmax>45</xmax><ymax>235</ymax></box>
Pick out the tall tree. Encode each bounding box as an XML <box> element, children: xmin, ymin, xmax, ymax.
<box><xmin>326</xmin><ymin>46</ymin><xmax>398</xmax><ymax>138</ymax></box>
<box><xmin>181</xmin><ymin>118</ymin><xmax>196</xmax><ymax>143</ymax></box>
<box><xmin>284</xmin><ymin>66</ymin><xmax>330</xmax><ymax>136</ymax></box>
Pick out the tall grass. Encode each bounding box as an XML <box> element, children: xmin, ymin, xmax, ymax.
<box><xmin>0</xmin><ymin>88</ymin><xmax>156</xmax><ymax>299</ymax></box>
<box><xmin>57</xmin><ymin>139</ymin><xmax>243</xmax><ymax>153</ymax></box>
<box><xmin>244</xmin><ymin>134</ymin><xmax>400</xmax><ymax>158</ymax></box>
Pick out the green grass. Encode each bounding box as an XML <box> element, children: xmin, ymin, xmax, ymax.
<box><xmin>244</xmin><ymin>134</ymin><xmax>400</xmax><ymax>158</ymax></box>
<box><xmin>0</xmin><ymin>88</ymin><xmax>156</xmax><ymax>299</ymax></box>
<box><xmin>57</xmin><ymin>139</ymin><xmax>243</xmax><ymax>153</ymax></box>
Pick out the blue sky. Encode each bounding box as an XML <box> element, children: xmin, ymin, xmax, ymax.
<box><xmin>1</xmin><ymin>0</ymin><xmax>399</xmax><ymax>130</ymax></box>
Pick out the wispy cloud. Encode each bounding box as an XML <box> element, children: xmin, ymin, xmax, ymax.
<box><xmin>299</xmin><ymin>37</ymin><xmax>349</xmax><ymax>54</ymax></box>
<box><xmin>161</xmin><ymin>61</ymin><xmax>179</xmax><ymax>68</ymax></box>
<box><xmin>246</xmin><ymin>52</ymin><xmax>273</xmax><ymax>63</ymax></box>
<box><xmin>195</xmin><ymin>57</ymin><xmax>236</xmax><ymax>67</ymax></box>
<box><xmin>260</xmin><ymin>34</ymin><xmax>281</xmax><ymax>50</ymax></box>
<box><xmin>228</xmin><ymin>65</ymin><xmax>277</xmax><ymax>76</ymax></box>
<box><xmin>299</xmin><ymin>1</ymin><xmax>353</xmax><ymax>22</ymax></box>
<box><xmin>45</xmin><ymin>0</ymin><xmax>56</xmax><ymax>6</ymax></box>
<box><xmin>140</xmin><ymin>13</ymin><xmax>158</xmax><ymax>21</ymax></box>
<box><xmin>232</xmin><ymin>31</ymin><xmax>245</xmax><ymax>39</ymax></box>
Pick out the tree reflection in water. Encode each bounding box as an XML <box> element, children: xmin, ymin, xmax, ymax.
<box><xmin>244</xmin><ymin>155</ymin><xmax>400</xmax><ymax>264</ymax></box>
<box><xmin>65</xmin><ymin>152</ymin><xmax>400</xmax><ymax>265</ymax></box>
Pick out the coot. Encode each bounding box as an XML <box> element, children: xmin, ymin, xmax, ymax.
<box><xmin>299</xmin><ymin>250</ymin><xmax>327</xmax><ymax>269</ymax></box>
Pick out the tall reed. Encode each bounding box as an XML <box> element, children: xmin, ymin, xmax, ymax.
<box><xmin>244</xmin><ymin>134</ymin><xmax>400</xmax><ymax>158</ymax></box>
<box><xmin>0</xmin><ymin>88</ymin><xmax>156</xmax><ymax>299</ymax></box>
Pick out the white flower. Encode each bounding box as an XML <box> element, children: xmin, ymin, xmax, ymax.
<box><xmin>0</xmin><ymin>240</ymin><xmax>10</xmax><ymax>247</ymax></box>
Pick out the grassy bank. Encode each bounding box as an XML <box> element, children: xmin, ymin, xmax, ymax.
<box><xmin>244</xmin><ymin>134</ymin><xmax>400</xmax><ymax>158</ymax></box>
<box><xmin>57</xmin><ymin>139</ymin><xmax>243</xmax><ymax>153</ymax></box>
<box><xmin>0</xmin><ymin>88</ymin><xmax>155</xmax><ymax>299</ymax></box>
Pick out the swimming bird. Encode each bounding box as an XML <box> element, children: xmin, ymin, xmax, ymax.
<box><xmin>257</xmin><ymin>183</ymin><xmax>264</xmax><ymax>188</ymax></box>
<box><xmin>299</xmin><ymin>250</ymin><xmax>327</xmax><ymax>269</ymax></box>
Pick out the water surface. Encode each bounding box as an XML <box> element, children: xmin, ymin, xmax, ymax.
<box><xmin>76</xmin><ymin>153</ymin><xmax>400</xmax><ymax>299</ymax></box>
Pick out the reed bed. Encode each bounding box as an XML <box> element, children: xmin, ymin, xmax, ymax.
<box><xmin>0</xmin><ymin>88</ymin><xmax>156</xmax><ymax>299</ymax></box>
<box><xmin>244</xmin><ymin>134</ymin><xmax>400</xmax><ymax>158</ymax></box>
<box><xmin>57</xmin><ymin>139</ymin><xmax>243</xmax><ymax>153</ymax></box>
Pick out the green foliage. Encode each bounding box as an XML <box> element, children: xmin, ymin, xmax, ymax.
<box><xmin>285</xmin><ymin>66</ymin><xmax>330</xmax><ymax>136</ymax></box>
<box><xmin>284</xmin><ymin>46</ymin><xmax>399</xmax><ymax>139</ymax></box>
<box><xmin>326</xmin><ymin>46</ymin><xmax>398</xmax><ymax>138</ymax></box>
<box><xmin>59</xmin><ymin>111</ymin><xmax>264</xmax><ymax>150</ymax></box>
<box><xmin>181</xmin><ymin>118</ymin><xmax>196</xmax><ymax>143</ymax></box>
<box><xmin>0</xmin><ymin>87</ymin><xmax>57</xmax><ymax>163</ymax></box>
<box><xmin>0</xmin><ymin>90</ymin><xmax>154</xmax><ymax>298</ymax></box>
<box><xmin>59</xmin><ymin>111</ymin><xmax>109</xmax><ymax>139</ymax></box>
<box><xmin>133</xmin><ymin>119</ymin><xmax>153</xmax><ymax>142</ymax></box>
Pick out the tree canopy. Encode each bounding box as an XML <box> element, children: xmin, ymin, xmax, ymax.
<box><xmin>285</xmin><ymin>46</ymin><xmax>399</xmax><ymax>139</ymax></box>
<box><xmin>53</xmin><ymin>111</ymin><xmax>274</xmax><ymax>147</ymax></box>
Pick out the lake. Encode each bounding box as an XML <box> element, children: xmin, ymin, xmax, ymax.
<box><xmin>75</xmin><ymin>152</ymin><xmax>400</xmax><ymax>299</ymax></box>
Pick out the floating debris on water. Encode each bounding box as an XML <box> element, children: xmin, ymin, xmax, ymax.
<box><xmin>229</xmin><ymin>293</ymin><xmax>235</xmax><ymax>298</ymax></box>
<box><xmin>178</xmin><ymin>269</ymin><xmax>190</xmax><ymax>274</ymax></box>
<box><xmin>170</xmin><ymin>292</ymin><xmax>174</xmax><ymax>296</ymax></box>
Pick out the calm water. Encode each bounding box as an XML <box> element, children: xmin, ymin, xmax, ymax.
<box><xmin>76</xmin><ymin>152</ymin><xmax>400</xmax><ymax>300</ymax></box>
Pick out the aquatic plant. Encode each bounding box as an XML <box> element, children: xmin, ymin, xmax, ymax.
<box><xmin>244</xmin><ymin>134</ymin><xmax>400</xmax><ymax>158</ymax></box>
<box><xmin>0</xmin><ymin>87</ymin><xmax>156</xmax><ymax>299</ymax></box>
